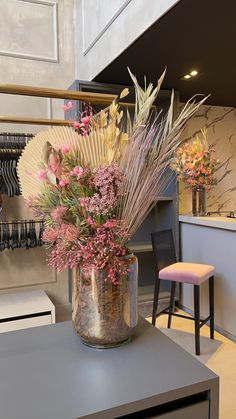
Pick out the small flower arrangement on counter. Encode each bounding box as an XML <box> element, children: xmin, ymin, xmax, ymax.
<box><xmin>171</xmin><ymin>128</ymin><xmax>220</xmax><ymax>191</ymax></box>
<box><xmin>171</xmin><ymin>128</ymin><xmax>220</xmax><ymax>216</ymax></box>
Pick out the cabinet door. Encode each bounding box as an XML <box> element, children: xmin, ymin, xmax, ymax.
<box><xmin>0</xmin><ymin>314</ymin><xmax>52</xmax><ymax>333</ymax></box>
<box><xmin>152</xmin><ymin>400</ymin><xmax>209</xmax><ymax>419</ymax></box>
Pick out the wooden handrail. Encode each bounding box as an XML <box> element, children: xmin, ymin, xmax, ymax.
<box><xmin>0</xmin><ymin>116</ymin><xmax>72</xmax><ymax>126</ymax></box>
<box><xmin>0</xmin><ymin>84</ymin><xmax>118</xmax><ymax>104</ymax></box>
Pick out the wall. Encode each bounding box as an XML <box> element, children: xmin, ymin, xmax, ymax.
<box><xmin>180</xmin><ymin>104</ymin><xmax>236</xmax><ymax>214</ymax></box>
<box><xmin>75</xmin><ymin>0</ymin><xmax>181</xmax><ymax>81</ymax></box>
<box><xmin>0</xmin><ymin>0</ymin><xmax>76</xmax><ymax>313</ymax></box>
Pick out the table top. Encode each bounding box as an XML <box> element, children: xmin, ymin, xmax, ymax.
<box><xmin>179</xmin><ymin>214</ymin><xmax>236</xmax><ymax>231</ymax></box>
<box><xmin>0</xmin><ymin>318</ymin><xmax>218</xmax><ymax>419</ymax></box>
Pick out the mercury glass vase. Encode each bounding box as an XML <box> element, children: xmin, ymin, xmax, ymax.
<box><xmin>192</xmin><ymin>188</ymin><xmax>207</xmax><ymax>216</ymax></box>
<box><xmin>72</xmin><ymin>254</ymin><xmax>138</xmax><ymax>348</ymax></box>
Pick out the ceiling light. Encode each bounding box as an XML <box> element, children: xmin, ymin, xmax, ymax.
<box><xmin>190</xmin><ymin>70</ymin><xmax>198</xmax><ymax>76</ymax></box>
<box><xmin>184</xmin><ymin>74</ymin><xmax>191</xmax><ymax>79</ymax></box>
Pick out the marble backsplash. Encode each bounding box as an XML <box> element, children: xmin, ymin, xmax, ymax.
<box><xmin>179</xmin><ymin>104</ymin><xmax>236</xmax><ymax>214</ymax></box>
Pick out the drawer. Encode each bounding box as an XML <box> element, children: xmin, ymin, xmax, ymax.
<box><xmin>151</xmin><ymin>400</ymin><xmax>209</xmax><ymax>419</ymax></box>
<box><xmin>0</xmin><ymin>314</ymin><xmax>52</xmax><ymax>333</ymax></box>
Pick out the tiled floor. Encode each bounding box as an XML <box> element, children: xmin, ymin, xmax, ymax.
<box><xmin>146</xmin><ymin>311</ymin><xmax>236</xmax><ymax>419</ymax></box>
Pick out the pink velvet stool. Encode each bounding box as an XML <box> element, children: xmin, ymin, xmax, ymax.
<box><xmin>151</xmin><ymin>230</ymin><xmax>215</xmax><ymax>355</ymax></box>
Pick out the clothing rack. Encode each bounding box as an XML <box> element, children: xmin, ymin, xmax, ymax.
<box><xmin>0</xmin><ymin>133</ymin><xmax>29</xmax><ymax>196</ymax></box>
<box><xmin>0</xmin><ymin>149</ymin><xmax>22</xmax><ymax>154</ymax></box>
<box><xmin>0</xmin><ymin>83</ymin><xmax>119</xmax><ymax>126</ymax></box>
<box><xmin>0</xmin><ymin>115</ymin><xmax>72</xmax><ymax>126</ymax></box>
<box><xmin>0</xmin><ymin>219</ymin><xmax>44</xmax><ymax>251</ymax></box>
<box><xmin>0</xmin><ymin>84</ymin><xmax>117</xmax><ymax>104</ymax></box>
<box><xmin>0</xmin><ymin>132</ymin><xmax>33</xmax><ymax>137</ymax></box>
<box><xmin>0</xmin><ymin>219</ymin><xmax>42</xmax><ymax>225</ymax></box>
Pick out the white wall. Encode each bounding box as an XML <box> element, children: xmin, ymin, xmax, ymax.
<box><xmin>75</xmin><ymin>0</ymin><xmax>181</xmax><ymax>81</ymax></box>
<box><xmin>0</xmin><ymin>0</ymin><xmax>76</xmax><ymax>312</ymax></box>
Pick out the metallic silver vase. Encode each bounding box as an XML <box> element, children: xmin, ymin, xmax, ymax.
<box><xmin>72</xmin><ymin>254</ymin><xmax>138</xmax><ymax>348</ymax></box>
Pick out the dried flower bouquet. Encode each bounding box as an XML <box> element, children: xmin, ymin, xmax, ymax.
<box><xmin>171</xmin><ymin>128</ymin><xmax>220</xmax><ymax>190</ymax></box>
<box><xmin>18</xmin><ymin>69</ymin><xmax>208</xmax><ymax>283</ymax></box>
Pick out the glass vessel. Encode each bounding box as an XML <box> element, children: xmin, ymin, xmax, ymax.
<box><xmin>72</xmin><ymin>254</ymin><xmax>138</xmax><ymax>348</ymax></box>
<box><xmin>192</xmin><ymin>188</ymin><xmax>207</xmax><ymax>216</ymax></box>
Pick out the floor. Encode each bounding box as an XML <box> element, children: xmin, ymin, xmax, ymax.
<box><xmin>146</xmin><ymin>310</ymin><xmax>236</xmax><ymax>419</ymax></box>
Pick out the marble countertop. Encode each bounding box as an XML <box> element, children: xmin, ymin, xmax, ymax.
<box><xmin>179</xmin><ymin>215</ymin><xmax>236</xmax><ymax>231</ymax></box>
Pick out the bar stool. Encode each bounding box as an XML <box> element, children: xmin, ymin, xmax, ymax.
<box><xmin>151</xmin><ymin>229</ymin><xmax>215</xmax><ymax>355</ymax></box>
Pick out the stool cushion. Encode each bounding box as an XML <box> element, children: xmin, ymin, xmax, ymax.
<box><xmin>159</xmin><ymin>262</ymin><xmax>215</xmax><ymax>285</ymax></box>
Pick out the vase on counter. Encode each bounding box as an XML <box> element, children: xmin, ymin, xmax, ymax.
<box><xmin>72</xmin><ymin>254</ymin><xmax>138</xmax><ymax>349</ymax></box>
<box><xmin>192</xmin><ymin>188</ymin><xmax>207</xmax><ymax>216</ymax></box>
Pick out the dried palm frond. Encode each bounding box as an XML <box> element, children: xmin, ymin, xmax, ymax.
<box><xmin>127</xmin><ymin>67</ymin><xmax>166</xmax><ymax>132</ymax></box>
<box><xmin>117</xmin><ymin>83</ymin><xmax>209</xmax><ymax>239</ymax></box>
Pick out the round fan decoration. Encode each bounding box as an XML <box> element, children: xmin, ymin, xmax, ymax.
<box><xmin>17</xmin><ymin>126</ymin><xmax>107</xmax><ymax>198</ymax></box>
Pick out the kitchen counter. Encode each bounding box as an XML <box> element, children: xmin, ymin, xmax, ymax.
<box><xmin>0</xmin><ymin>318</ymin><xmax>219</xmax><ymax>419</ymax></box>
<box><xmin>179</xmin><ymin>215</ymin><xmax>236</xmax><ymax>231</ymax></box>
<box><xmin>180</xmin><ymin>215</ymin><xmax>236</xmax><ymax>339</ymax></box>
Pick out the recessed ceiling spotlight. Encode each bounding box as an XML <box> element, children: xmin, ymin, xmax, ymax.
<box><xmin>190</xmin><ymin>70</ymin><xmax>198</xmax><ymax>76</ymax></box>
<box><xmin>184</xmin><ymin>74</ymin><xmax>191</xmax><ymax>79</ymax></box>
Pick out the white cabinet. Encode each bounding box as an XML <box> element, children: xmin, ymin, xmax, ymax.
<box><xmin>0</xmin><ymin>290</ymin><xmax>55</xmax><ymax>333</ymax></box>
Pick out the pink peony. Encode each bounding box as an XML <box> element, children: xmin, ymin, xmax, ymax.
<box><xmin>51</xmin><ymin>206</ymin><xmax>67</xmax><ymax>222</ymax></box>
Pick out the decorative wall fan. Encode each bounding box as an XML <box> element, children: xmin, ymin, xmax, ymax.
<box><xmin>17</xmin><ymin>126</ymin><xmax>107</xmax><ymax>198</ymax></box>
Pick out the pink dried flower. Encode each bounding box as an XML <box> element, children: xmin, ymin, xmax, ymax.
<box><xmin>60</xmin><ymin>224</ymin><xmax>79</xmax><ymax>241</ymax></box>
<box><xmin>81</xmin><ymin>115</ymin><xmax>93</xmax><ymax>126</ymax></box>
<box><xmin>73</xmin><ymin>105</ymin><xmax>94</xmax><ymax>135</ymax></box>
<box><xmin>25</xmin><ymin>195</ymin><xmax>45</xmax><ymax>219</ymax></box>
<box><xmin>73</xmin><ymin>121</ymin><xmax>83</xmax><ymax>130</ymax></box>
<box><xmin>48</xmin><ymin>149</ymin><xmax>63</xmax><ymax>178</ymax></box>
<box><xmin>87</xmin><ymin>217</ymin><xmax>96</xmax><ymax>226</ymax></box>
<box><xmin>51</xmin><ymin>206</ymin><xmax>67</xmax><ymax>222</ymax></box>
<box><xmin>63</xmin><ymin>101</ymin><xmax>73</xmax><ymax>111</ymax></box>
<box><xmin>60</xmin><ymin>145</ymin><xmax>70</xmax><ymax>154</ymax></box>
<box><xmin>70</xmin><ymin>166</ymin><xmax>88</xmax><ymax>179</ymax></box>
<box><xmin>42</xmin><ymin>226</ymin><xmax>59</xmax><ymax>243</ymax></box>
<box><xmin>103</xmin><ymin>219</ymin><xmax>118</xmax><ymax>228</ymax></box>
<box><xmin>172</xmin><ymin>133</ymin><xmax>220</xmax><ymax>190</ymax></box>
<box><xmin>80</xmin><ymin>197</ymin><xmax>89</xmax><ymax>207</ymax></box>
<box><xmin>59</xmin><ymin>178</ymin><xmax>70</xmax><ymax>188</ymax></box>
<box><xmin>36</xmin><ymin>169</ymin><xmax>48</xmax><ymax>181</ymax></box>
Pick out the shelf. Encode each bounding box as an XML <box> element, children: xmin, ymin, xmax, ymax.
<box><xmin>129</xmin><ymin>242</ymin><xmax>152</xmax><ymax>253</ymax></box>
<box><xmin>157</xmin><ymin>196</ymin><xmax>174</xmax><ymax>201</ymax></box>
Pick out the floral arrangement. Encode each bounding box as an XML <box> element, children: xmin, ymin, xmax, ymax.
<box><xmin>18</xmin><ymin>69</ymin><xmax>207</xmax><ymax>284</ymax></box>
<box><xmin>171</xmin><ymin>128</ymin><xmax>220</xmax><ymax>190</ymax></box>
<box><xmin>28</xmin><ymin>158</ymin><xmax>129</xmax><ymax>284</ymax></box>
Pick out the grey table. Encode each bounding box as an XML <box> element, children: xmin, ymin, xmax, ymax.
<box><xmin>0</xmin><ymin>318</ymin><xmax>219</xmax><ymax>419</ymax></box>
